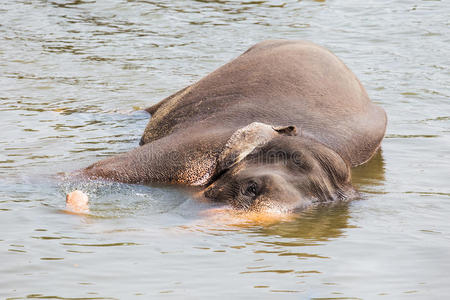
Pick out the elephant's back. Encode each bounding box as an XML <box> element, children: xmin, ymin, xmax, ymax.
<box><xmin>141</xmin><ymin>40</ymin><xmax>387</xmax><ymax>166</ymax></box>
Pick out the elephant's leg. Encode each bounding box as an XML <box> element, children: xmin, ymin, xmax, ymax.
<box><xmin>76</xmin><ymin>130</ymin><xmax>227</xmax><ymax>186</ymax></box>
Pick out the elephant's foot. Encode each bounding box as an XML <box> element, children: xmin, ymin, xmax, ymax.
<box><xmin>66</xmin><ymin>190</ymin><xmax>89</xmax><ymax>213</ymax></box>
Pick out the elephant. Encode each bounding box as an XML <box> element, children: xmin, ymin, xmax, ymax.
<box><xmin>75</xmin><ymin>40</ymin><xmax>387</xmax><ymax>213</ymax></box>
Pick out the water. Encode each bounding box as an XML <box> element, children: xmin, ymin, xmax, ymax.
<box><xmin>1</xmin><ymin>0</ymin><xmax>449</xmax><ymax>298</ymax></box>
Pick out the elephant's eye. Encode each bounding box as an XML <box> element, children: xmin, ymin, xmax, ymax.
<box><xmin>243</xmin><ymin>181</ymin><xmax>259</xmax><ymax>197</ymax></box>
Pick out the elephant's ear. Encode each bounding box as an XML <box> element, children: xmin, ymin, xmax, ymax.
<box><xmin>215</xmin><ymin>122</ymin><xmax>297</xmax><ymax>174</ymax></box>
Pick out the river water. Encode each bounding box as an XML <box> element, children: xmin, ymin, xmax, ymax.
<box><xmin>1</xmin><ymin>0</ymin><xmax>449</xmax><ymax>299</ymax></box>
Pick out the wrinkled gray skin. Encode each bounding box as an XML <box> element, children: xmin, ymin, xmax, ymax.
<box><xmin>80</xmin><ymin>40</ymin><xmax>387</xmax><ymax>212</ymax></box>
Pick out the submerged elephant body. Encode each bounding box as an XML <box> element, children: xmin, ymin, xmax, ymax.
<box><xmin>81</xmin><ymin>40</ymin><xmax>387</xmax><ymax>212</ymax></box>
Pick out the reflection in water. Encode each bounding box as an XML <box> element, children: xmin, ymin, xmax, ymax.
<box><xmin>351</xmin><ymin>149</ymin><xmax>386</xmax><ymax>192</ymax></box>
<box><xmin>193</xmin><ymin>202</ymin><xmax>352</xmax><ymax>250</ymax></box>
<box><xmin>253</xmin><ymin>203</ymin><xmax>352</xmax><ymax>242</ymax></box>
<box><xmin>178</xmin><ymin>203</ymin><xmax>355</xmax><ymax>294</ymax></box>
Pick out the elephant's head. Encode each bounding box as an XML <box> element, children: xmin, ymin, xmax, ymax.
<box><xmin>204</xmin><ymin>122</ymin><xmax>354</xmax><ymax>212</ymax></box>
